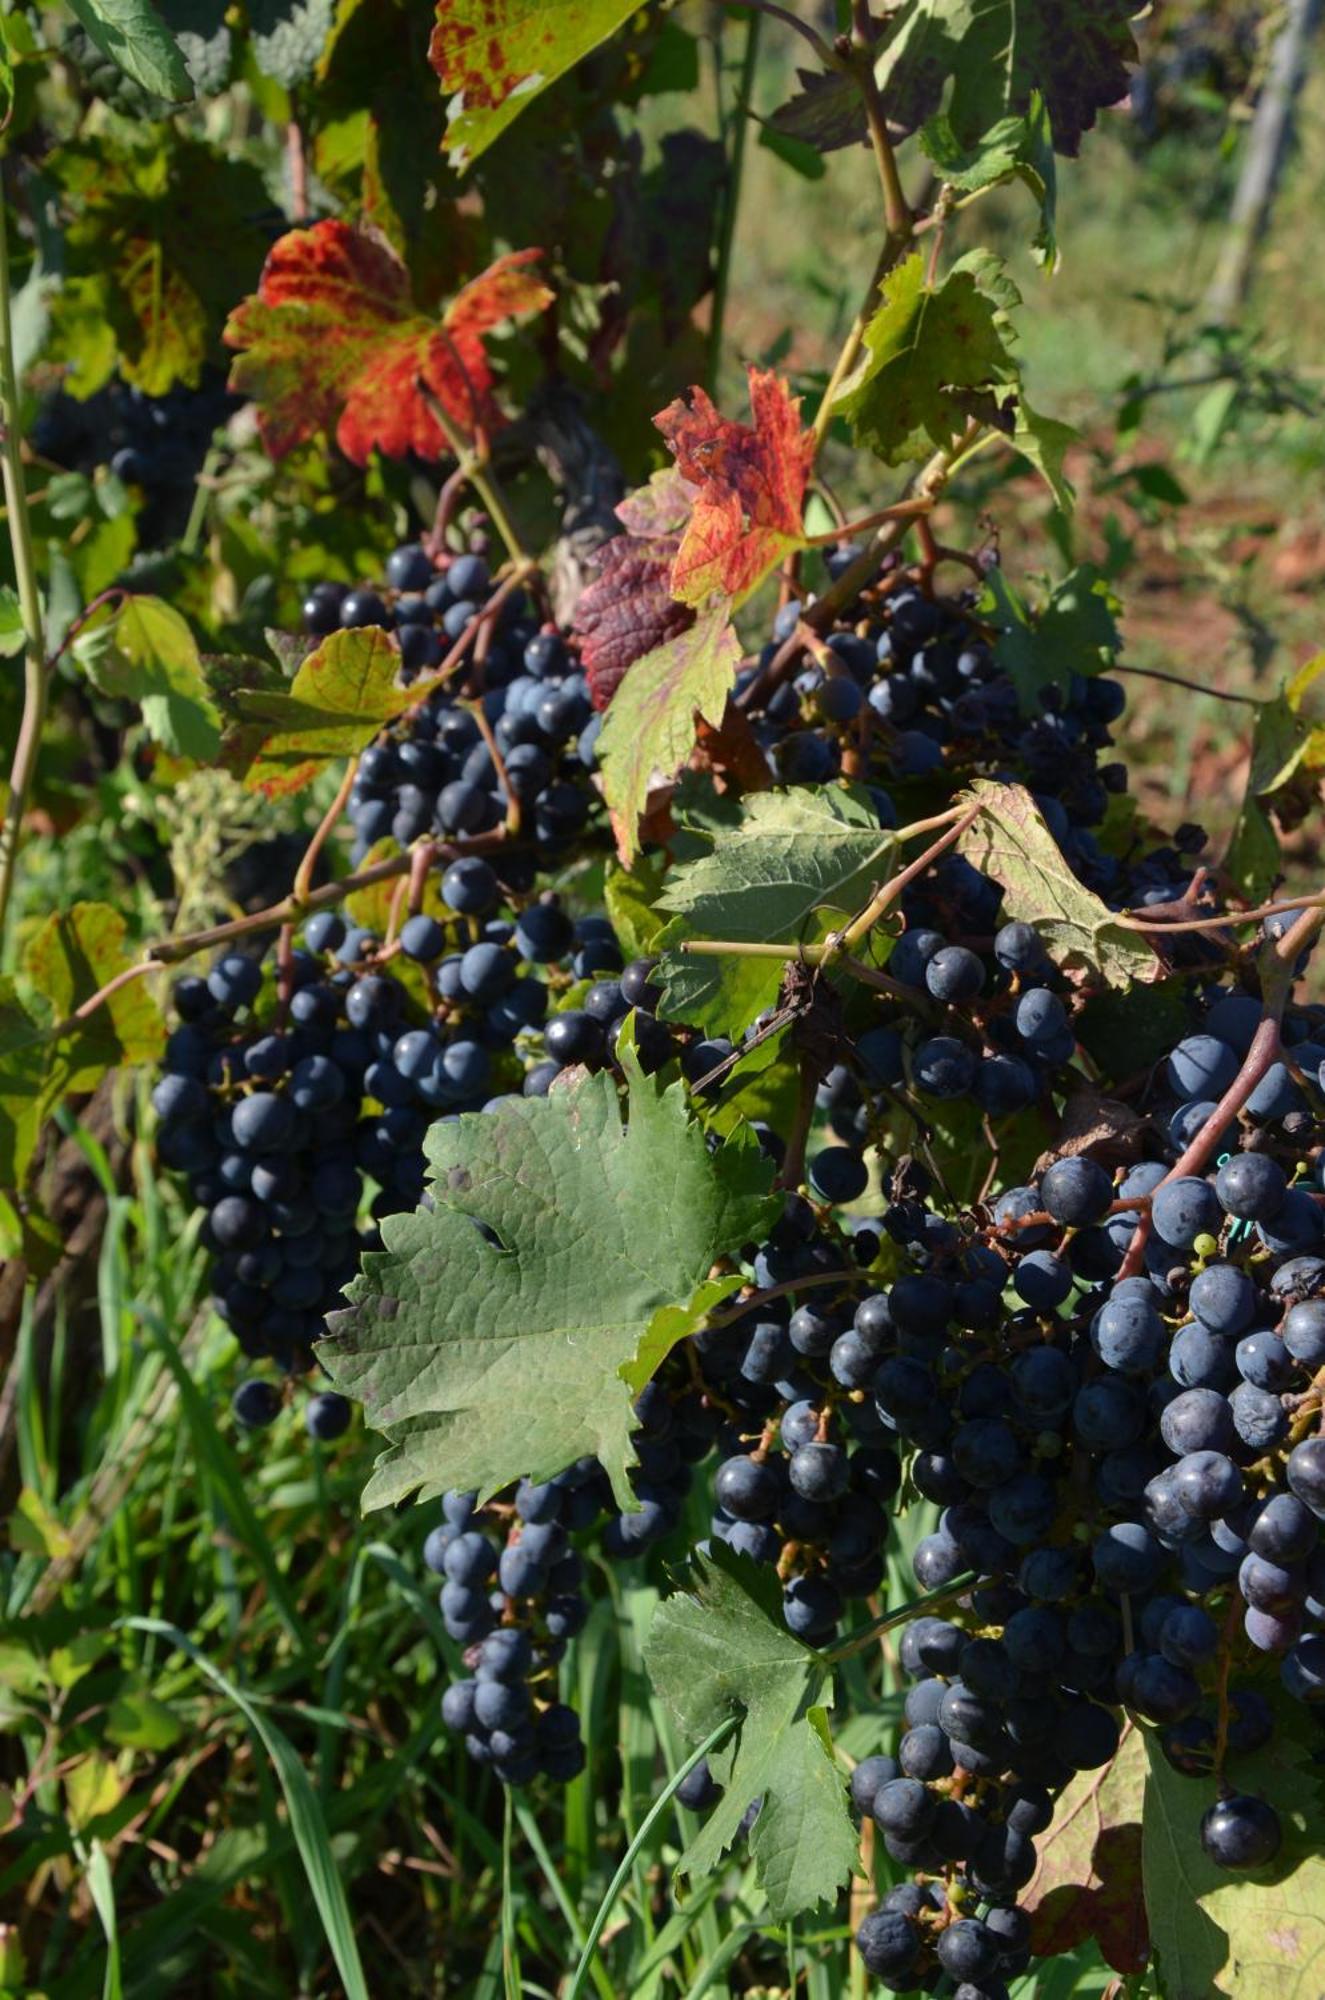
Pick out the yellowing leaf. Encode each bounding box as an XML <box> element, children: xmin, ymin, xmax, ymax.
<box><xmin>958</xmin><ymin>780</ymin><xmax>1160</xmax><ymax>987</ymax></box>
<box><xmin>64</xmin><ymin>1753</ymin><xmax>127</xmax><ymax>1831</ymax></box>
<box><xmin>834</xmin><ymin>250</ymin><xmax>1018</xmax><ymax>466</ymax></box>
<box><xmin>235</xmin><ymin>627</ymin><xmax>422</xmax><ymax>799</ymax></box>
<box><xmin>429</xmin><ymin>0</ymin><xmax>643</xmax><ymax>170</ymax></box>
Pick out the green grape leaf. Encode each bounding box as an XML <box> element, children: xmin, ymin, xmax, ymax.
<box><xmin>248</xmin><ymin>0</ymin><xmax>334</xmax><ymax>86</ymax></box>
<box><xmin>604</xmin><ymin>856</ymin><xmax>670</xmax><ymax>962</ymax></box>
<box><xmin>655</xmin><ymin>785</ymin><xmax>896</xmax><ymax>1033</ymax></box>
<box><xmin>769</xmin><ymin>66</ymin><xmax>866</xmax><ymax>153</ymax></box>
<box><xmin>1023</xmin><ymin>1719</ymin><xmax>1148</xmax><ymax>1973</ymax></box>
<box><xmin>1142</xmin><ymin>1700</ymin><xmax>1325</xmax><ymax>1998</ymax></box>
<box><xmin>232</xmin><ymin>628</ymin><xmax>422</xmax><ymax>799</ymax></box>
<box><xmin>428</xmin><ymin>0</ymin><xmax>643</xmax><ymax>170</ymax></box>
<box><xmin>979</xmin><ymin>564</ymin><xmax>1121</xmax><ymax>712</ymax></box>
<box><xmin>875</xmin><ymin>0</ymin><xmax>1144</xmax><ymax>158</ymax></box>
<box><xmin>645</xmin><ymin>1544</ymin><xmax>857</xmax><ymax>1920</ymax></box>
<box><xmin>833</xmin><ymin>250</ymin><xmax>1018</xmax><ymax>466</ymax></box>
<box><xmin>23</xmin><ymin>902</ymin><xmax>163</xmax><ymax>1093</ymax></box>
<box><xmin>319</xmin><ymin>1054</ymin><xmax>779</xmax><ymax>1512</ymax></box>
<box><xmin>1013</xmin><ymin>397</ymin><xmax>1077</xmax><ymax>514</ymax></box>
<box><xmin>0</xmin><ymin>586</ymin><xmax>26</xmax><ymax>659</ymax></box>
<box><xmin>77</xmin><ymin>596</ymin><xmax>221</xmax><ymax>761</ymax></box>
<box><xmin>0</xmin><ymin>979</ymin><xmax>50</xmax><ymax>1195</ymax></box>
<box><xmin>66</xmin><ymin>0</ymin><xmax>193</xmax><ymax>103</ymax></box>
<box><xmin>1227</xmin><ymin>654</ymin><xmax>1325</xmax><ymax>901</ymax></box>
<box><xmin>958</xmin><ymin>780</ymin><xmax>1161</xmax><ymax>988</ymax></box>
<box><xmin>157</xmin><ymin>0</ymin><xmax>232</xmax><ymax>95</ymax></box>
<box><xmin>920</xmin><ymin>101</ymin><xmax>1057</xmax><ymax>263</ymax></box>
<box><xmin>598</xmin><ymin>606</ymin><xmax>743</xmax><ymax>866</ymax></box>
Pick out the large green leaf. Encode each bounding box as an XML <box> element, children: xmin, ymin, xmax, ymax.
<box><xmin>979</xmin><ymin>563</ymin><xmax>1121</xmax><ymax>713</ymax></box>
<box><xmin>429</xmin><ymin>0</ymin><xmax>642</xmax><ymax>170</ymax></box>
<box><xmin>645</xmin><ymin>1544</ymin><xmax>857</xmax><ymax>1921</ymax></box>
<box><xmin>875</xmin><ymin>0</ymin><xmax>1143</xmax><ymax>157</ymax></box>
<box><xmin>656</xmin><ymin>784</ymin><xmax>896</xmax><ymax>1035</ymax></box>
<box><xmin>1142</xmin><ymin>1701</ymin><xmax>1325</xmax><ymax>1998</ymax></box>
<box><xmin>598</xmin><ymin>606</ymin><xmax>743</xmax><ymax>865</ymax></box>
<box><xmin>67</xmin><ymin>0</ymin><xmax>193</xmax><ymax>101</ymax></box>
<box><xmin>833</xmin><ymin>250</ymin><xmax>1018</xmax><ymax>467</ymax></box>
<box><xmin>1023</xmin><ymin>1719</ymin><xmax>1148</xmax><ymax>1972</ymax></box>
<box><xmin>958</xmin><ymin>781</ymin><xmax>1160</xmax><ymax>989</ymax></box>
<box><xmin>319</xmin><ymin>1054</ymin><xmax>779</xmax><ymax>1512</ymax></box>
<box><xmin>78</xmin><ymin>595</ymin><xmax>221</xmax><ymax>761</ymax></box>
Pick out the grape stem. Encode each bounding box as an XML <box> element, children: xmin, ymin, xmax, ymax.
<box><xmin>701</xmin><ymin>1267</ymin><xmax>882</xmax><ymax>1334</ymax></box>
<box><xmin>0</xmin><ymin>193</ymin><xmax>53</xmax><ymax>946</ymax></box>
<box><xmin>824</xmin><ymin>1572</ymin><xmax>979</xmax><ymax>1665</ymax></box>
<box><xmin>1115</xmin><ymin>903</ymin><xmax>1325</xmax><ymax>1276</ymax></box>
<box><xmin>417</xmin><ymin>385</ymin><xmax>530</xmax><ymax>571</ymax></box>
<box><xmin>292</xmin><ymin>756</ymin><xmax>360</xmax><ymax>910</ymax></box>
<box><xmin>1116</xmin><ymin>883</ymin><xmax>1325</xmax><ymax>934</ymax></box>
<box><xmin>720</xmin><ymin>0</ymin><xmax>837</xmax><ymax>67</ymax></box>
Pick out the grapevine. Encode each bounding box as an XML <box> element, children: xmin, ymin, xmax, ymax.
<box><xmin>4</xmin><ymin>3</ymin><xmax>1325</xmax><ymax>1996</ymax></box>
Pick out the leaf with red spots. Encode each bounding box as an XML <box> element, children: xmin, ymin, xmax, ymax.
<box><xmin>656</xmin><ymin>368</ymin><xmax>813</xmax><ymax>609</ymax></box>
<box><xmin>598</xmin><ymin>607</ymin><xmax>744</xmax><ymax>864</ymax></box>
<box><xmin>231</xmin><ymin>627</ymin><xmax>425</xmax><ymax>799</ymax></box>
<box><xmin>430</xmin><ymin>0</ymin><xmax>645</xmax><ymax>170</ymax></box>
<box><xmin>1023</xmin><ymin>1719</ymin><xmax>1148</xmax><ymax>1974</ymax></box>
<box><xmin>223</xmin><ymin>220</ymin><xmax>551</xmax><ymax>464</ymax></box>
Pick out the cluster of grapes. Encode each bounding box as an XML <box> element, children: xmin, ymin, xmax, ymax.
<box><xmin>146</xmin><ymin>532</ymin><xmax>1325</xmax><ymax>1978</ymax></box>
<box><xmin>34</xmin><ymin>373</ymin><xmax>237</xmax><ymax>549</ymax></box>
<box><xmin>427</xmin><ymin>1486</ymin><xmax>591</xmax><ymax>1787</ymax></box>
<box><xmin>732</xmin><ymin>573</ymin><xmax>1214</xmax><ymax>932</ymax></box>
<box><xmin>153</xmin><ymin>883</ymin><xmax>694</xmax><ymax>1438</ymax></box>
<box><xmin>303</xmin><ymin>544</ymin><xmax>603</xmax><ymax>870</ymax></box>
<box><xmin>433</xmin><ymin>1380</ymin><xmax>708</xmax><ymax>1786</ymax></box>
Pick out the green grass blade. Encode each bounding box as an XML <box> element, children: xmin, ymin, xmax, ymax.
<box><xmin>84</xmin><ymin>1838</ymin><xmax>123</xmax><ymax>2000</ymax></box>
<box><xmin>565</xmin><ymin>1714</ymin><xmax>737</xmax><ymax>2000</ymax></box>
<box><xmin>121</xmin><ymin>1616</ymin><xmax>370</xmax><ymax>2000</ymax></box>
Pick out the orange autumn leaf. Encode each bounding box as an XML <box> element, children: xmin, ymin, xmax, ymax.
<box><xmin>223</xmin><ymin>220</ymin><xmax>552</xmax><ymax>464</ymax></box>
<box><xmin>655</xmin><ymin>368</ymin><xmax>813</xmax><ymax>608</ymax></box>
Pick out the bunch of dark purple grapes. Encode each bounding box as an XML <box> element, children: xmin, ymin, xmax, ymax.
<box><xmin>736</xmin><ymin>571</ymin><xmax>1211</xmax><ymax>925</ymax></box>
<box><xmin>301</xmin><ymin>542</ymin><xmax>604</xmax><ymax>870</ymax></box>
<box><xmin>433</xmin><ymin>1381</ymin><xmax>711</xmax><ymax>1787</ymax></box>
<box><xmin>152</xmin><ymin>887</ymin><xmax>696</xmax><ymax>1435</ymax></box>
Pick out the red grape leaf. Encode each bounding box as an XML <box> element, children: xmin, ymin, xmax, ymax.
<box><xmin>1023</xmin><ymin>1718</ymin><xmax>1149</xmax><ymax>1974</ymax></box>
<box><xmin>574</xmin><ymin>467</ymin><xmax>699</xmax><ymax>710</ymax></box>
<box><xmin>598</xmin><ymin>606</ymin><xmax>744</xmax><ymax>864</ymax></box>
<box><xmin>429</xmin><ymin>0</ymin><xmax>643</xmax><ymax>170</ymax></box>
<box><xmin>656</xmin><ymin>368</ymin><xmax>813</xmax><ymax>608</ymax></box>
<box><xmin>575</xmin><ymin>536</ymin><xmax>696</xmax><ymax>714</ymax></box>
<box><xmin>223</xmin><ymin>220</ymin><xmax>552</xmax><ymax>464</ymax></box>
